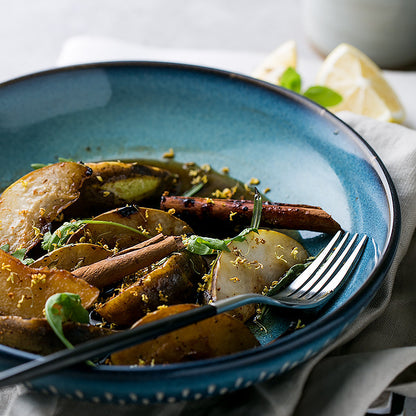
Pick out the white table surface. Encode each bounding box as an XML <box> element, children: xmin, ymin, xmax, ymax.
<box><xmin>0</xmin><ymin>1</ymin><xmax>415</xmax><ymax>415</ymax></box>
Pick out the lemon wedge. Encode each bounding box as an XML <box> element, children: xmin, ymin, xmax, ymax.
<box><xmin>252</xmin><ymin>40</ymin><xmax>297</xmax><ymax>85</ymax></box>
<box><xmin>316</xmin><ymin>43</ymin><xmax>405</xmax><ymax>122</ymax></box>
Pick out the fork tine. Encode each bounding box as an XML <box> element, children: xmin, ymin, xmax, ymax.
<box><xmin>301</xmin><ymin>233</ymin><xmax>359</xmax><ymax>298</ymax></box>
<box><xmin>306</xmin><ymin>234</ymin><xmax>368</xmax><ymax>301</ymax></box>
<box><xmin>289</xmin><ymin>232</ymin><xmax>355</xmax><ymax>299</ymax></box>
<box><xmin>278</xmin><ymin>230</ymin><xmax>344</xmax><ymax>298</ymax></box>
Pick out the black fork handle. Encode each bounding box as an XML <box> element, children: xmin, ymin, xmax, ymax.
<box><xmin>0</xmin><ymin>303</ymin><xmax>219</xmax><ymax>388</ymax></box>
<box><xmin>0</xmin><ymin>293</ymin><xmax>281</xmax><ymax>388</ymax></box>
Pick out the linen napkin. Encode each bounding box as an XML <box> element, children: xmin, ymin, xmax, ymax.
<box><xmin>2</xmin><ymin>37</ymin><xmax>416</xmax><ymax>416</ymax></box>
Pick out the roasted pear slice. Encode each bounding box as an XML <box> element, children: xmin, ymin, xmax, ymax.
<box><xmin>31</xmin><ymin>243</ymin><xmax>113</xmax><ymax>271</ymax></box>
<box><xmin>208</xmin><ymin>229</ymin><xmax>308</xmax><ymax>321</ymax></box>
<box><xmin>67</xmin><ymin>205</ymin><xmax>193</xmax><ymax>250</ymax></box>
<box><xmin>0</xmin><ymin>162</ymin><xmax>91</xmax><ymax>252</ymax></box>
<box><xmin>96</xmin><ymin>251</ymin><xmax>206</xmax><ymax>327</ymax></box>
<box><xmin>0</xmin><ymin>316</ymin><xmax>115</xmax><ymax>355</ymax></box>
<box><xmin>110</xmin><ymin>304</ymin><xmax>259</xmax><ymax>365</ymax></box>
<box><xmin>0</xmin><ymin>249</ymin><xmax>99</xmax><ymax>319</ymax></box>
<box><xmin>80</xmin><ymin>161</ymin><xmax>176</xmax><ymax>209</ymax></box>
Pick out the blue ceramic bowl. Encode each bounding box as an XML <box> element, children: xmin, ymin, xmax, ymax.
<box><xmin>0</xmin><ymin>62</ymin><xmax>400</xmax><ymax>404</ymax></box>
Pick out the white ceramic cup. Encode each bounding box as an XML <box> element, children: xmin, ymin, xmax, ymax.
<box><xmin>302</xmin><ymin>0</ymin><xmax>416</xmax><ymax>69</ymax></box>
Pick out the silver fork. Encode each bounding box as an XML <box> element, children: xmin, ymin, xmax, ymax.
<box><xmin>0</xmin><ymin>230</ymin><xmax>367</xmax><ymax>387</ymax></box>
<box><xmin>213</xmin><ymin>230</ymin><xmax>367</xmax><ymax>313</ymax></box>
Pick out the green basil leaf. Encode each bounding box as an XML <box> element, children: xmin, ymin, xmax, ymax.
<box><xmin>258</xmin><ymin>258</ymin><xmax>315</xmax><ymax>320</ymax></box>
<box><xmin>225</xmin><ymin>227</ymin><xmax>258</xmax><ymax>244</ymax></box>
<box><xmin>1</xmin><ymin>244</ymin><xmax>34</xmax><ymax>265</ymax></box>
<box><xmin>45</xmin><ymin>293</ymin><xmax>89</xmax><ymax>349</ymax></box>
<box><xmin>0</xmin><ymin>244</ymin><xmax>10</xmax><ymax>252</ymax></box>
<box><xmin>185</xmin><ymin>235</ymin><xmax>229</xmax><ymax>255</ymax></box>
<box><xmin>10</xmin><ymin>248</ymin><xmax>34</xmax><ymax>265</ymax></box>
<box><xmin>30</xmin><ymin>163</ymin><xmax>48</xmax><ymax>170</ymax></box>
<box><xmin>41</xmin><ymin>220</ymin><xmax>84</xmax><ymax>252</ymax></box>
<box><xmin>266</xmin><ymin>259</ymin><xmax>314</xmax><ymax>298</ymax></box>
<box><xmin>182</xmin><ymin>182</ymin><xmax>205</xmax><ymax>197</ymax></box>
<box><xmin>251</xmin><ymin>189</ymin><xmax>262</xmax><ymax>229</ymax></box>
<box><xmin>303</xmin><ymin>86</ymin><xmax>343</xmax><ymax>107</ymax></box>
<box><xmin>279</xmin><ymin>67</ymin><xmax>302</xmax><ymax>93</ymax></box>
<box><xmin>185</xmin><ymin>227</ymin><xmax>258</xmax><ymax>255</ymax></box>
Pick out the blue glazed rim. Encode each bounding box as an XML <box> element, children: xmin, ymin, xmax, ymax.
<box><xmin>0</xmin><ymin>61</ymin><xmax>401</xmax><ymax>394</ymax></box>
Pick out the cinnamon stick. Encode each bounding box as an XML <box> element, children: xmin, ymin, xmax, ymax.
<box><xmin>160</xmin><ymin>196</ymin><xmax>342</xmax><ymax>234</ymax></box>
<box><xmin>115</xmin><ymin>233</ymin><xmax>165</xmax><ymax>256</ymax></box>
<box><xmin>72</xmin><ymin>234</ymin><xmax>184</xmax><ymax>288</ymax></box>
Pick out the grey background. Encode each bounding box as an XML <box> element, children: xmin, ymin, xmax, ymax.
<box><xmin>0</xmin><ymin>0</ymin><xmax>317</xmax><ymax>81</ymax></box>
